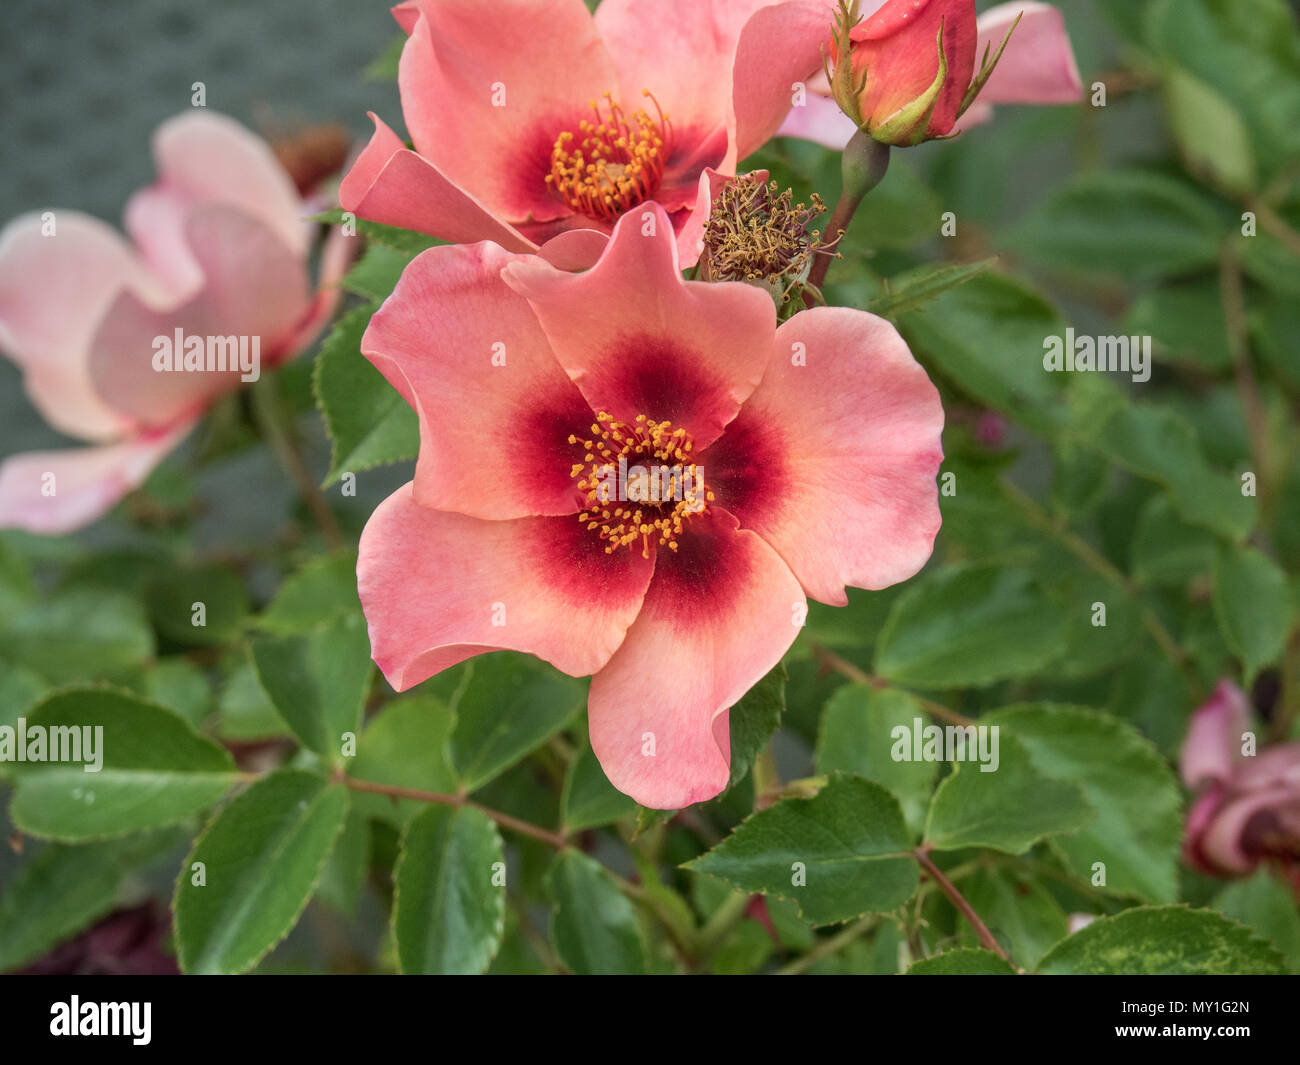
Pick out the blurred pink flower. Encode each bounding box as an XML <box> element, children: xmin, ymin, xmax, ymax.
<box><xmin>1181</xmin><ymin>680</ymin><xmax>1300</xmax><ymax>897</ymax></box>
<box><xmin>339</xmin><ymin>0</ymin><xmax>829</xmax><ymax>268</ymax></box>
<box><xmin>0</xmin><ymin>111</ymin><xmax>350</xmax><ymax>533</ymax></box>
<box><xmin>356</xmin><ymin>203</ymin><xmax>944</xmax><ymax>808</ymax></box>
<box><xmin>779</xmin><ymin>1</ymin><xmax>1083</xmax><ymax>148</ymax></box>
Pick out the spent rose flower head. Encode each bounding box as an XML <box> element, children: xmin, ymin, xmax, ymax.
<box><xmin>0</xmin><ymin>111</ymin><xmax>349</xmax><ymax>534</ymax></box>
<box><xmin>356</xmin><ymin>203</ymin><xmax>944</xmax><ymax>809</ymax></box>
<box><xmin>339</xmin><ymin>0</ymin><xmax>831</xmax><ymax>268</ymax></box>
<box><xmin>1181</xmin><ymin>680</ymin><xmax>1300</xmax><ymax>898</ymax></box>
<box><xmin>781</xmin><ymin>1</ymin><xmax>1082</xmax><ymax>148</ymax></box>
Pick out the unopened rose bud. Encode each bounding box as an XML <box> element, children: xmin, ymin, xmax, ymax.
<box><xmin>828</xmin><ymin>0</ymin><xmax>1019</xmax><ymax>148</ymax></box>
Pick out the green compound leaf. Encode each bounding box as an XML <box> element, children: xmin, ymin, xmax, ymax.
<box><xmin>875</xmin><ymin>564</ymin><xmax>1070</xmax><ymax>688</ymax></box>
<box><xmin>908</xmin><ymin>948</ymin><xmax>1018</xmax><ymax>975</ymax></box>
<box><xmin>8</xmin><ymin>688</ymin><xmax>237</xmax><ymax>842</ymax></box>
<box><xmin>985</xmin><ymin>704</ymin><xmax>1182</xmax><ymax>903</ymax></box>
<box><xmin>1036</xmin><ymin>906</ymin><xmax>1287</xmax><ymax>975</ymax></box>
<box><xmin>250</xmin><ymin>612</ymin><xmax>373</xmax><ymax>765</ymax></box>
<box><xmin>174</xmin><ymin>770</ymin><xmax>350</xmax><ymax>975</ymax></box>
<box><xmin>546</xmin><ymin>850</ymin><xmax>649</xmax><ymax>975</ymax></box>
<box><xmin>924</xmin><ymin>732</ymin><xmax>1094</xmax><ymax>855</ymax></box>
<box><xmin>313</xmin><ymin>305</ymin><xmax>419</xmax><ymax>485</ymax></box>
<box><xmin>393</xmin><ymin>805</ymin><xmax>505</xmax><ymax>975</ymax></box>
<box><xmin>685</xmin><ymin>774</ymin><xmax>919</xmax><ymax>926</ymax></box>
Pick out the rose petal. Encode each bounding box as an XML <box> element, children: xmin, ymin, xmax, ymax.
<box><xmin>588</xmin><ymin>508</ymin><xmax>804</xmax><ymax>809</ymax></box>
<box><xmin>502</xmin><ymin>203</ymin><xmax>776</xmax><ymax>450</ymax></box>
<box><xmin>357</xmin><ymin>482</ymin><xmax>655</xmax><ymax>689</ymax></box>
<box><xmin>0</xmin><ymin>421</ymin><xmax>194</xmax><ymax>534</ymax></box>
<box><xmin>701</xmin><ymin>306</ymin><xmax>943</xmax><ymax>604</ymax></box>
<box><xmin>974</xmin><ymin>2</ymin><xmax>1083</xmax><ymax>106</ymax></box>
<box><xmin>0</xmin><ymin>212</ymin><xmax>161</xmax><ymax>442</ymax></box>
<box><xmin>339</xmin><ymin>113</ymin><xmax>539</xmax><ymax>252</ymax></box>
<box><xmin>363</xmin><ymin>241</ymin><xmax>596</xmax><ymax>519</ymax></box>
<box><xmin>397</xmin><ymin>0</ymin><xmax>616</xmax><ymax>224</ymax></box>
<box><xmin>776</xmin><ymin>91</ymin><xmax>860</xmax><ymax>149</ymax></box>
<box><xmin>595</xmin><ymin>0</ymin><xmax>826</xmax><ymax>175</ymax></box>
<box><xmin>1181</xmin><ymin>679</ymin><xmax>1253</xmax><ymax>790</ymax></box>
<box><xmin>126</xmin><ymin>111</ymin><xmax>307</xmax><ymax>291</ymax></box>
<box><xmin>89</xmin><ymin>205</ymin><xmax>310</xmax><ymax>428</ymax></box>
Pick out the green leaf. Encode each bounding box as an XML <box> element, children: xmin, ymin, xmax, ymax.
<box><xmin>0</xmin><ymin>588</ymin><xmax>154</xmax><ymax>683</ymax></box>
<box><xmin>0</xmin><ymin>665</ymin><xmax>50</xmax><ymax>733</ymax></box>
<box><xmin>1214</xmin><ymin>870</ymin><xmax>1300</xmax><ymax>972</ymax></box>
<box><xmin>316</xmin><ymin>810</ymin><xmax>370</xmax><ymax>917</ymax></box>
<box><xmin>867</xmin><ymin>258</ymin><xmax>996</xmax><ymax>319</ymax></box>
<box><xmin>1121</xmin><ymin>279</ymin><xmax>1232</xmax><ymax>372</ymax></box>
<box><xmin>349</xmin><ymin>694</ymin><xmax>458</xmax><ymax>825</ymax></box>
<box><xmin>1145</xmin><ymin>0</ymin><xmax>1300</xmax><ymax>182</ymax></box>
<box><xmin>923</xmin><ymin>733</ymin><xmax>1093</xmax><ymax>855</ymax></box>
<box><xmin>257</xmin><ymin>552</ymin><xmax>360</xmax><ymax>635</ymax></box>
<box><xmin>908</xmin><ymin>947</ymin><xmax>1017</xmax><ymax>975</ymax></box>
<box><xmin>1213</xmin><ymin>543</ymin><xmax>1294</xmax><ymax>679</ymax></box>
<box><xmin>898</xmin><ymin>273</ymin><xmax>1065</xmax><ymax>433</ymax></box>
<box><xmin>845</xmin><ymin>157</ymin><xmax>943</xmax><ymax>250</ymax></box>
<box><xmin>1005</xmin><ymin>171</ymin><xmax>1224</xmax><ymax>281</ymax></box>
<box><xmin>1161</xmin><ymin>65</ymin><xmax>1258</xmax><ymax>196</ymax></box>
<box><xmin>174</xmin><ymin>770</ymin><xmax>350</xmax><ymax>974</ymax></box>
<box><xmin>250</xmin><ymin>612</ymin><xmax>373</xmax><ymax>765</ymax></box>
<box><xmin>343</xmin><ymin>242</ymin><xmax>412</xmax><ymax>303</ymax></box>
<box><xmin>8</xmin><ymin>688</ymin><xmax>238</xmax><ymax>841</ymax></box>
<box><xmin>313</xmin><ymin>305</ymin><xmax>419</xmax><ymax>485</ymax></box>
<box><xmin>215</xmin><ymin>657</ymin><xmax>289</xmax><ymax>742</ymax></box>
<box><xmin>956</xmin><ymin>867</ymin><xmax>1069</xmax><ymax>969</ymax></box>
<box><xmin>145</xmin><ymin>562</ymin><xmax>250</xmax><ymax>646</ymax></box>
<box><xmin>451</xmin><ymin>653</ymin><xmax>584</xmax><ymax>792</ymax></box>
<box><xmin>0</xmin><ymin>843</ymin><xmax>123</xmax><ymax>971</ymax></box>
<box><xmin>545</xmin><ymin>851</ymin><xmax>649</xmax><ymax>974</ymax></box>
<box><xmin>814</xmin><ymin>685</ymin><xmax>935</xmax><ymax>836</ymax></box>
<box><xmin>128</xmin><ymin>658</ymin><xmax>212</xmax><ymax>729</ymax></box>
<box><xmin>561</xmin><ymin>738</ymin><xmax>636</xmax><ymax>832</ymax></box>
<box><xmin>685</xmin><ymin>774</ymin><xmax>919</xmax><ymax>926</ymax></box>
<box><xmin>1036</xmin><ymin>906</ymin><xmax>1287</xmax><ymax>975</ymax></box>
<box><xmin>875</xmin><ymin>564</ymin><xmax>1070</xmax><ymax>688</ymax></box>
<box><xmin>393</xmin><ymin>805</ymin><xmax>505</xmax><ymax>974</ymax></box>
<box><xmin>1067</xmin><ymin>384</ymin><xmax>1257</xmax><ymax>541</ymax></box>
<box><xmin>1131</xmin><ymin>493</ymin><xmax>1219</xmax><ymax>587</ymax></box>
<box><xmin>726</xmin><ymin>663</ymin><xmax>785</xmax><ymax>790</ymax></box>
<box><xmin>989</xmin><ymin>705</ymin><xmax>1181</xmax><ymax>902</ymax></box>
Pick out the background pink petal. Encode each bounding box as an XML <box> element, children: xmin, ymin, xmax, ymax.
<box><xmin>0</xmin><ymin>212</ymin><xmax>162</xmax><ymax>442</ymax></box>
<box><xmin>1181</xmin><ymin>680</ymin><xmax>1253</xmax><ymax>790</ymax></box>
<box><xmin>502</xmin><ymin>203</ymin><xmax>776</xmax><ymax>451</ymax></box>
<box><xmin>363</xmin><ymin>241</ymin><xmax>595</xmax><ymax>520</ymax></box>
<box><xmin>974</xmin><ymin>2</ymin><xmax>1083</xmax><ymax>106</ymax></box>
<box><xmin>357</xmin><ymin>482</ymin><xmax>655</xmax><ymax>690</ymax></box>
<box><xmin>776</xmin><ymin>91</ymin><xmax>859</xmax><ymax>150</ymax></box>
<box><xmin>397</xmin><ymin>0</ymin><xmax>616</xmax><ymax>224</ymax></box>
<box><xmin>89</xmin><ymin>205</ymin><xmax>310</xmax><ymax>428</ymax></box>
<box><xmin>588</xmin><ymin>508</ymin><xmax>805</xmax><ymax>809</ymax></box>
<box><xmin>0</xmin><ymin>421</ymin><xmax>194</xmax><ymax>535</ymax></box>
<box><xmin>129</xmin><ymin>110</ymin><xmax>308</xmax><ymax>283</ymax></box>
<box><xmin>701</xmin><ymin>306</ymin><xmax>944</xmax><ymax>605</ymax></box>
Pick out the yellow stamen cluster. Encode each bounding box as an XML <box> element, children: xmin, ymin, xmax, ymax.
<box><xmin>546</xmin><ymin>91</ymin><xmax>671</xmax><ymax>223</ymax></box>
<box><xmin>569</xmin><ymin>412</ymin><xmax>713</xmax><ymax>559</ymax></box>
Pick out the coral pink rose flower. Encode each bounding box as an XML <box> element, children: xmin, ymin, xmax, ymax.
<box><xmin>780</xmin><ymin>1</ymin><xmax>1082</xmax><ymax>148</ymax></box>
<box><xmin>356</xmin><ymin>202</ymin><xmax>944</xmax><ymax>809</ymax></box>
<box><xmin>1181</xmin><ymin>680</ymin><xmax>1300</xmax><ymax>897</ymax></box>
<box><xmin>0</xmin><ymin>112</ymin><xmax>349</xmax><ymax>534</ymax></box>
<box><xmin>340</xmin><ymin>0</ymin><xmax>830</xmax><ymax>268</ymax></box>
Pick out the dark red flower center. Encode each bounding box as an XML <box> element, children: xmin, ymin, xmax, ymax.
<box><xmin>569</xmin><ymin>411</ymin><xmax>713</xmax><ymax>558</ymax></box>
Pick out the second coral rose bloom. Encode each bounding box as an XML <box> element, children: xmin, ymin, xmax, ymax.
<box><xmin>339</xmin><ymin>0</ymin><xmax>830</xmax><ymax>267</ymax></box>
<box><xmin>356</xmin><ymin>204</ymin><xmax>944</xmax><ymax>809</ymax></box>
